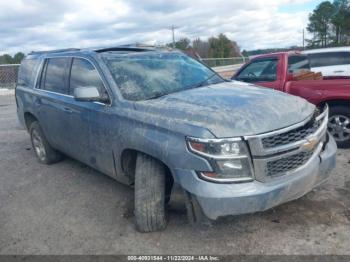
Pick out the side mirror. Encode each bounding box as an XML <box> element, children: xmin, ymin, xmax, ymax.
<box><xmin>74</xmin><ymin>87</ymin><xmax>101</xmax><ymax>102</ymax></box>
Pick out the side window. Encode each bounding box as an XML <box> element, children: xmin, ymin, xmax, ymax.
<box><xmin>43</xmin><ymin>58</ymin><xmax>70</xmax><ymax>94</ymax></box>
<box><xmin>17</xmin><ymin>59</ymin><xmax>40</xmax><ymax>87</ymax></box>
<box><xmin>308</xmin><ymin>52</ymin><xmax>349</xmax><ymax>67</ymax></box>
<box><xmin>343</xmin><ymin>52</ymin><xmax>350</xmax><ymax>64</ymax></box>
<box><xmin>236</xmin><ymin>58</ymin><xmax>278</xmax><ymax>82</ymax></box>
<box><xmin>288</xmin><ymin>55</ymin><xmax>310</xmax><ymax>73</ymax></box>
<box><xmin>69</xmin><ymin>58</ymin><xmax>107</xmax><ymax>99</ymax></box>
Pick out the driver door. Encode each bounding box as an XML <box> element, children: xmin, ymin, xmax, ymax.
<box><xmin>68</xmin><ymin>57</ymin><xmax>116</xmax><ymax>176</ymax></box>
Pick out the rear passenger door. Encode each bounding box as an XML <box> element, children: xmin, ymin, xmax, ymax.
<box><xmin>38</xmin><ymin>57</ymin><xmax>91</xmax><ymax>164</ymax></box>
<box><xmin>37</xmin><ymin>57</ymin><xmax>73</xmax><ymax>150</ymax></box>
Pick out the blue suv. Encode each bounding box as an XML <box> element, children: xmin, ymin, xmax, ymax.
<box><xmin>15</xmin><ymin>46</ymin><xmax>336</xmax><ymax>232</ymax></box>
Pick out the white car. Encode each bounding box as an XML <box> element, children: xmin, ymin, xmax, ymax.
<box><xmin>302</xmin><ymin>47</ymin><xmax>350</xmax><ymax>77</ymax></box>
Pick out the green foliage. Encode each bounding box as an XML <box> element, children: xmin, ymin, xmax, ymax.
<box><xmin>174</xmin><ymin>38</ymin><xmax>191</xmax><ymax>50</ymax></box>
<box><xmin>208</xmin><ymin>33</ymin><xmax>235</xmax><ymax>58</ymax></box>
<box><xmin>0</xmin><ymin>52</ymin><xmax>25</xmax><ymax>64</ymax></box>
<box><xmin>13</xmin><ymin>52</ymin><xmax>25</xmax><ymax>63</ymax></box>
<box><xmin>171</xmin><ymin>34</ymin><xmax>241</xmax><ymax>59</ymax></box>
<box><xmin>307</xmin><ymin>0</ymin><xmax>350</xmax><ymax>47</ymax></box>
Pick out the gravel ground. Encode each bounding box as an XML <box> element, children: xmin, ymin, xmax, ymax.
<box><xmin>0</xmin><ymin>94</ymin><xmax>349</xmax><ymax>255</ymax></box>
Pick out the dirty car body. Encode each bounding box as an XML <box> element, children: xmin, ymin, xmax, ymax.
<box><xmin>15</xmin><ymin>47</ymin><xmax>336</xmax><ymax>228</ymax></box>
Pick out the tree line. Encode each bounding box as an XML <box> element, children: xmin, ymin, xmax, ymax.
<box><xmin>0</xmin><ymin>52</ymin><xmax>25</xmax><ymax>64</ymax></box>
<box><xmin>170</xmin><ymin>33</ymin><xmax>241</xmax><ymax>58</ymax></box>
<box><xmin>307</xmin><ymin>0</ymin><xmax>350</xmax><ymax>47</ymax></box>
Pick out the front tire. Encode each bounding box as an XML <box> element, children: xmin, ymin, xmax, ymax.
<box><xmin>134</xmin><ymin>153</ymin><xmax>167</xmax><ymax>232</ymax></box>
<box><xmin>328</xmin><ymin>106</ymin><xmax>350</xmax><ymax>148</ymax></box>
<box><xmin>30</xmin><ymin>121</ymin><xmax>63</xmax><ymax>164</ymax></box>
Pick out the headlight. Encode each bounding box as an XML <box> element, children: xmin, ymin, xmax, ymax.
<box><xmin>187</xmin><ymin>137</ymin><xmax>254</xmax><ymax>183</ymax></box>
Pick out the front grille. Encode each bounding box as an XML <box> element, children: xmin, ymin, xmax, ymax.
<box><xmin>262</xmin><ymin>117</ymin><xmax>321</xmax><ymax>148</ymax></box>
<box><xmin>266</xmin><ymin>150</ymin><xmax>314</xmax><ymax>177</ymax></box>
<box><xmin>247</xmin><ymin>106</ymin><xmax>328</xmax><ymax>181</ymax></box>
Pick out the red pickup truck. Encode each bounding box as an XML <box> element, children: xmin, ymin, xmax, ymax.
<box><xmin>232</xmin><ymin>51</ymin><xmax>350</xmax><ymax>148</ymax></box>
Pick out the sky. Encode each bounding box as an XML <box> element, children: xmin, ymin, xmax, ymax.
<box><xmin>0</xmin><ymin>0</ymin><xmax>324</xmax><ymax>55</ymax></box>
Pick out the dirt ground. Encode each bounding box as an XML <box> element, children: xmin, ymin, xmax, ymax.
<box><xmin>0</xmin><ymin>94</ymin><xmax>349</xmax><ymax>255</ymax></box>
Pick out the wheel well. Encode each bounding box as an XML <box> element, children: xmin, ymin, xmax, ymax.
<box><xmin>319</xmin><ymin>100</ymin><xmax>350</xmax><ymax>108</ymax></box>
<box><xmin>121</xmin><ymin>149</ymin><xmax>174</xmax><ymax>190</ymax></box>
<box><xmin>24</xmin><ymin>112</ymin><xmax>38</xmax><ymax>130</ymax></box>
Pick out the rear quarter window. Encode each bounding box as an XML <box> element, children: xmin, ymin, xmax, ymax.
<box><xmin>308</xmin><ymin>52</ymin><xmax>350</xmax><ymax>67</ymax></box>
<box><xmin>288</xmin><ymin>55</ymin><xmax>310</xmax><ymax>73</ymax></box>
<box><xmin>17</xmin><ymin>59</ymin><xmax>40</xmax><ymax>88</ymax></box>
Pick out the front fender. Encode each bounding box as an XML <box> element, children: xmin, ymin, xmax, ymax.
<box><xmin>114</xmin><ymin>120</ymin><xmax>213</xmax><ymax>183</ymax></box>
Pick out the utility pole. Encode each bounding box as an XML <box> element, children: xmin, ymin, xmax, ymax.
<box><xmin>302</xmin><ymin>28</ymin><xmax>305</xmax><ymax>49</ymax></box>
<box><xmin>169</xmin><ymin>25</ymin><xmax>178</xmax><ymax>48</ymax></box>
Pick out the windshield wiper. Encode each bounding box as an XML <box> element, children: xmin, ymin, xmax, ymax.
<box><xmin>146</xmin><ymin>92</ymin><xmax>168</xmax><ymax>100</ymax></box>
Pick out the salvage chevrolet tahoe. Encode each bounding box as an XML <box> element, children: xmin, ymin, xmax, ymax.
<box><xmin>15</xmin><ymin>46</ymin><xmax>337</xmax><ymax>232</ymax></box>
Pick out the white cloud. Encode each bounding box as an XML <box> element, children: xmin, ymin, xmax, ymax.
<box><xmin>0</xmin><ymin>0</ymin><xmax>315</xmax><ymax>54</ymax></box>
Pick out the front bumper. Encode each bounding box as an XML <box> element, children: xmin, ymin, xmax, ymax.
<box><xmin>174</xmin><ymin>135</ymin><xmax>337</xmax><ymax>220</ymax></box>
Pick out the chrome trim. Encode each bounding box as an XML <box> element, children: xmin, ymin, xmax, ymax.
<box><xmin>198</xmin><ymin>172</ymin><xmax>254</xmax><ymax>183</ymax></box>
<box><xmin>33</xmin><ymin>59</ymin><xmax>45</xmax><ymax>89</ymax></box>
<box><xmin>247</xmin><ymin>106</ymin><xmax>328</xmax><ymax>182</ymax></box>
<box><xmin>36</xmin><ymin>89</ymin><xmax>73</xmax><ymax>98</ymax></box>
<box><xmin>245</xmin><ymin>113</ymin><xmax>315</xmax><ymax>140</ymax></box>
<box><xmin>32</xmin><ymin>89</ymin><xmax>108</xmax><ymax>106</ymax></box>
<box><xmin>245</xmin><ymin>105</ymin><xmax>328</xmax><ymax>156</ymax></box>
<box><xmin>187</xmin><ymin>136</ymin><xmax>242</xmax><ymax>143</ymax></box>
<box><xmin>253</xmin><ymin>141</ymin><xmax>323</xmax><ymax>182</ymax></box>
<box><xmin>186</xmin><ymin>136</ymin><xmax>246</xmax><ymax>160</ymax></box>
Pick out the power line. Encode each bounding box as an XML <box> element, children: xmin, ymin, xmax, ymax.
<box><xmin>168</xmin><ymin>25</ymin><xmax>179</xmax><ymax>48</ymax></box>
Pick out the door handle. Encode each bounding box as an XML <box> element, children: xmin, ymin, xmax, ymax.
<box><xmin>334</xmin><ymin>70</ymin><xmax>344</xmax><ymax>73</ymax></box>
<box><xmin>34</xmin><ymin>98</ymin><xmax>41</xmax><ymax>106</ymax></box>
<box><xmin>63</xmin><ymin>107</ymin><xmax>73</xmax><ymax>114</ymax></box>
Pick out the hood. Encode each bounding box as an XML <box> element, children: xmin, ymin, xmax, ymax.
<box><xmin>134</xmin><ymin>81</ymin><xmax>315</xmax><ymax>138</ymax></box>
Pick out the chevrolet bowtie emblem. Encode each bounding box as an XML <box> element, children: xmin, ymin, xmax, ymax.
<box><xmin>302</xmin><ymin>137</ymin><xmax>318</xmax><ymax>151</ymax></box>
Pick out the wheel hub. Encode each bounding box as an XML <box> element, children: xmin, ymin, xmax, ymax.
<box><xmin>32</xmin><ymin>129</ymin><xmax>46</xmax><ymax>161</ymax></box>
<box><xmin>328</xmin><ymin>115</ymin><xmax>350</xmax><ymax>142</ymax></box>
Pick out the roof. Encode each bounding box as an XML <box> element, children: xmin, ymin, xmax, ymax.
<box><xmin>28</xmin><ymin>44</ymin><xmax>163</xmax><ymax>56</ymax></box>
<box><xmin>302</xmin><ymin>46</ymin><xmax>350</xmax><ymax>54</ymax></box>
<box><xmin>250</xmin><ymin>50</ymin><xmax>303</xmax><ymax>60</ymax></box>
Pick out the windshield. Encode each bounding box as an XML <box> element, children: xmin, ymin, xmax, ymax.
<box><xmin>103</xmin><ymin>52</ymin><xmax>224</xmax><ymax>101</ymax></box>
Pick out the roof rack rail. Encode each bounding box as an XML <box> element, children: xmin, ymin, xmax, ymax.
<box><xmin>94</xmin><ymin>45</ymin><xmax>155</xmax><ymax>53</ymax></box>
<box><xmin>29</xmin><ymin>48</ymin><xmax>80</xmax><ymax>55</ymax></box>
<box><xmin>120</xmin><ymin>43</ymin><xmax>171</xmax><ymax>49</ymax></box>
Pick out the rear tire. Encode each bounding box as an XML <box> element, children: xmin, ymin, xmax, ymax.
<box><xmin>134</xmin><ymin>153</ymin><xmax>167</xmax><ymax>232</ymax></box>
<box><xmin>30</xmin><ymin>121</ymin><xmax>63</xmax><ymax>164</ymax></box>
<box><xmin>328</xmin><ymin>106</ymin><xmax>350</xmax><ymax>148</ymax></box>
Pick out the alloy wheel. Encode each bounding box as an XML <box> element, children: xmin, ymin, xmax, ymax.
<box><xmin>31</xmin><ymin>129</ymin><xmax>46</xmax><ymax>161</ymax></box>
<box><xmin>328</xmin><ymin>115</ymin><xmax>350</xmax><ymax>142</ymax></box>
